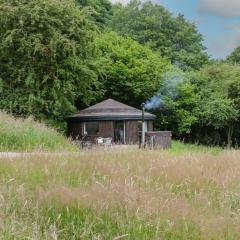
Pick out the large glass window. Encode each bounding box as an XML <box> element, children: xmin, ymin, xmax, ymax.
<box><xmin>84</xmin><ymin>122</ymin><xmax>99</xmax><ymax>135</ymax></box>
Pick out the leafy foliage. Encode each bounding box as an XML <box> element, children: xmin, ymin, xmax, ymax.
<box><xmin>227</xmin><ymin>46</ymin><xmax>240</xmax><ymax>64</ymax></box>
<box><xmin>152</xmin><ymin>69</ymin><xmax>200</xmax><ymax>136</ymax></box>
<box><xmin>76</xmin><ymin>0</ymin><xmax>113</xmax><ymax>27</ymax></box>
<box><xmin>197</xmin><ymin>64</ymin><xmax>239</xmax><ymax>127</ymax></box>
<box><xmin>108</xmin><ymin>0</ymin><xmax>209</xmax><ymax>71</ymax></box>
<box><xmin>0</xmin><ymin>0</ymin><xmax>101</xmax><ymax>124</ymax></box>
<box><xmin>152</xmin><ymin>65</ymin><xmax>240</xmax><ymax>146</ymax></box>
<box><xmin>194</xmin><ymin>64</ymin><xmax>240</xmax><ymax>146</ymax></box>
<box><xmin>96</xmin><ymin>31</ymin><xmax>170</xmax><ymax>107</ymax></box>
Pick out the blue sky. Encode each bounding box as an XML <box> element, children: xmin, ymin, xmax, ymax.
<box><xmin>112</xmin><ymin>0</ymin><xmax>240</xmax><ymax>59</ymax></box>
<box><xmin>159</xmin><ymin>0</ymin><xmax>240</xmax><ymax>59</ymax></box>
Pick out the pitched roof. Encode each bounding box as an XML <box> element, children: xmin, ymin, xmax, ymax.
<box><xmin>67</xmin><ymin>99</ymin><xmax>156</xmax><ymax>122</ymax></box>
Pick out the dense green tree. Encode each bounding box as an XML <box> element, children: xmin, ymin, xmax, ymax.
<box><xmin>151</xmin><ymin>65</ymin><xmax>240</xmax><ymax>147</ymax></box>
<box><xmin>151</xmin><ymin>69</ymin><xmax>200</xmax><ymax>136</ymax></box>
<box><xmin>200</xmin><ymin>63</ymin><xmax>240</xmax><ymax>103</ymax></box>
<box><xmin>188</xmin><ymin>64</ymin><xmax>240</xmax><ymax>146</ymax></box>
<box><xmin>109</xmin><ymin>0</ymin><xmax>209</xmax><ymax>71</ymax></box>
<box><xmin>0</xmin><ymin>0</ymin><xmax>101</xmax><ymax>125</ymax></box>
<box><xmin>76</xmin><ymin>0</ymin><xmax>112</xmax><ymax>27</ymax></box>
<box><xmin>227</xmin><ymin>46</ymin><xmax>240</xmax><ymax>64</ymax></box>
<box><xmin>96</xmin><ymin>31</ymin><xmax>170</xmax><ymax>107</ymax></box>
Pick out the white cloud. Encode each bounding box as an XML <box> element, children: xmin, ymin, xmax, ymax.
<box><xmin>200</xmin><ymin>0</ymin><xmax>240</xmax><ymax>17</ymax></box>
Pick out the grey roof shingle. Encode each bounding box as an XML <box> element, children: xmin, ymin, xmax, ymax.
<box><xmin>67</xmin><ymin>99</ymin><xmax>156</xmax><ymax>122</ymax></box>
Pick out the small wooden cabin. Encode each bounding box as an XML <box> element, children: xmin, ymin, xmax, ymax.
<box><xmin>66</xmin><ymin>99</ymin><xmax>156</xmax><ymax>144</ymax></box>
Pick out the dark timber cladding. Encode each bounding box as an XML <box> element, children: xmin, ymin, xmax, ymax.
<box><xmin>66</xmin><ymin>99</ymin><xmax>156</xmax><ymax>144</ymax></box>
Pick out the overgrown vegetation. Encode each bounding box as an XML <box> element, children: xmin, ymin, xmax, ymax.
<box><xmin>0</xmin><ymin>0</ymin><xmax>100</xmax><ymax>125</ymax></box>
<box><xmin>3</xmin><ymin>148</ymin><xmax>240</xmax><ymax>239</ymax></box>
<box><xmin>0</xmin><ymin>112</ymin><xmax>76</xmax><ymax>152</ymax></box>
<box><xmin>0</xmin><ymin>0</ymin><xmax>240</xmax><ymax>147</ymax></box>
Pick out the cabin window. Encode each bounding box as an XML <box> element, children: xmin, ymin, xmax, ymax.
<box><xmin>84</xmin><ymin>122</ymin><xmax>99</xmax><ymax>135</ymax></box>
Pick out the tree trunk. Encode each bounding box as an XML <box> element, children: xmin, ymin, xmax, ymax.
<box><xmin>227</xmin><ymin>125</ymin><xmax>233</xmax><ymax>149</ymax></box>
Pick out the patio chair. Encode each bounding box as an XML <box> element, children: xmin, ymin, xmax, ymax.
<box><xmin>103</xmin><ymin>138</ymin><xmax>113</xmax><ymax>148</ymax></box>
<box><xmin>96</xmin><ymin>137</ymin><xmax>104</xmax><ymax>146</ymax></box>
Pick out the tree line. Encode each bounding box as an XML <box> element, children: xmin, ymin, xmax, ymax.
<box><xmin>0</xmin><ymin>0</ymin><xmax>240</xmax><ymax>147</ymax></box>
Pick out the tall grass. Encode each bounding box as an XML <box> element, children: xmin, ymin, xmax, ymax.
<box><xmin>0</xmin><ymin>112</ymin><xmax>77</xmax><ymax>152</ymax></box>
<box><xmin>0</xmin><ymin>148</ymin><xmax>240</xmax><ymax>239</ymax></box>
<box><xmin>170</xmin><ymin>140</ymin><xmax>221</xmax><ymax>155</ymax></box>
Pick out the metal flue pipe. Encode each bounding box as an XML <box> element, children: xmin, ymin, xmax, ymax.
<box><xmin>141</xmin><ymin>103</ymin><xmax>145</xmax><ymax>147</ymax></box>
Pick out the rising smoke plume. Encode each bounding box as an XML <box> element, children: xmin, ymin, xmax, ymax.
<box><xmin>145</xmin><ymin>69</ymin><xmax>184</xmax><ymax>110</ymax></box>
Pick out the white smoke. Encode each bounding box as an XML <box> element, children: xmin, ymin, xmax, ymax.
<box><xmin>145</xmin><ymin>69</ymin><xmax>184</xmax><ymax>110</ymax></box>
<box><xmin>145</xmin><ymin>96</ymin><xmax>162</xmax><ymax>109</ymax></box>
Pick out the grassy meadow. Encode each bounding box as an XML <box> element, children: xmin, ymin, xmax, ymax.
<box><xmin>0</xmin><ymin>112</ymin><xmax>76</xmax><ymax>152</ymax></box>
<box><xmin>1</xmin><ymin>146</ymin><xmax>240</xmax><ymax>239</ymax></box>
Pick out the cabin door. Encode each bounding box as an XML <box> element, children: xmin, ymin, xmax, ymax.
<box><xmin>114</xmin><ymin>121</ymin><xmax>125</xmax><ymax>144</ymax></box>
